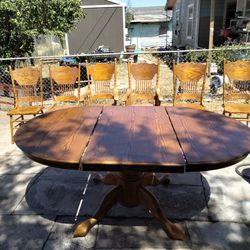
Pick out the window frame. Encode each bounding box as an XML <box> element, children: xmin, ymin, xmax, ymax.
<box><xmin>245</xmin><ymin>0</ymin><xmax>250</xmax><ymax>17</ymax></box>
<box><xmin>176</xmin><ymin>9</ymin><xmax>180</xmax><ymax>26</ymax></box>
<box><xmin>186</xmin><ymin>3</ymin><xmax>194</xmax><ymax>39</ymax></box>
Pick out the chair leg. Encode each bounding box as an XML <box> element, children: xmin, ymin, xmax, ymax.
<box><xmin>9</xmin><ymin>115</ymin><xmax>14</xmax><ymax>144</ymax></box>
<box><xmin>155</xmin><ymin>95</ymin><xmax>161</xmax><ymax>106</ymax></box>
<box><xmin>126</xmin><ymin>96</ymin><xmax>132</xmax><ymax>106</ymax></box>
<box><xmin>20</xmin><ymin>115</ymin><xmax>25</xmax><ymax>124</ymax></box>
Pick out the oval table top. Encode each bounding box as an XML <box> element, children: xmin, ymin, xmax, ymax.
<box><xmin>15</xmin><ymin>106</ymin><xmax>250</xmax><ymax>173</ymax></box>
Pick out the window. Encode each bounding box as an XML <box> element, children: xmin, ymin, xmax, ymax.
<box><xmin>159</xmin><ymin>22</ymin><xmax>167</xmax><ymax>35</ymax></box>
<box><xmin>175</xmin><ymin>9</ymin><xmax>180</xmax><ymax>36</ymax></box>
<box><xmin>176</xmin><ymin>9</ymin><xmax>180</xmax><ymax>25</ymax></box>
<box><xmin>186</xmin><ymin>4</ymin><xmax>194</xmax><ymax>39</ymax></box>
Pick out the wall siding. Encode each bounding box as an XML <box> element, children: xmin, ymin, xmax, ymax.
<box><xmin>68</xmin><ymin>7</ymin><xmax>124</xmax><ymax>53</ymax></box>
<box><xmin>172</xmin><ymin>0</ymin><xmax>226</xmax><ymax>48</ymax></box>
<box><xmin>172</xmin><ymin>0</ymin><xmax>198</xmax><ymax>48</ymax></box>
<box><xmin>129</xmin><ymin>23</ymin><xmax>167</xmax><ymax>48</ymax></box>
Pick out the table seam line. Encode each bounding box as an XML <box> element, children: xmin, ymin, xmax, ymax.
<box><xmin>79</xmin><ymin>107</ymin><xmax>104</xmax><ymax>170</ymax></box>
<box><xmin>165</xmin><ymin>107</ymin><xmax>188</xmax><ymax>172</ymax></box>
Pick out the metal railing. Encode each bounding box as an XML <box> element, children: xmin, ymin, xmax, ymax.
<box><xmin>0</xmin><ymin>47</ymin><xmax>249</xmax><ymax>111</ymax></box>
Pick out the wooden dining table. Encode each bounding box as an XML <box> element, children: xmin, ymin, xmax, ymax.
<box><xmin>14</xmin><ymin>106</ymin><xmax>250</xmax><ymax>240</ymax></box>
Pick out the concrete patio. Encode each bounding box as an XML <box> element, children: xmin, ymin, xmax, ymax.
<box><xmin>0</xmin><ymin>110</ymin><xmax>250</xmax><ymax>250</ymax></box>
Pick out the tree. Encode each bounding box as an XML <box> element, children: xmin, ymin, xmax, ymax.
<box><xmin>125</xmin><ymin>0</ymin><xmax>133</xmax><ymax>28</ymax></box>
<box><xmin>0</xmin><ymin>0</ymin><xmax>84</xmax><ymax>58</ymax></box>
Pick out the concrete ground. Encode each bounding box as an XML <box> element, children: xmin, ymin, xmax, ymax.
<box><xmin>0</xmin><ymin>110</ymin><xmax>250</xmax><ymax>250</ymax></box>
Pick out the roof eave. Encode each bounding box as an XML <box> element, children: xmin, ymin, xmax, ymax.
<box><xmin>131</xmin><ymin>20</ymin><xmax>167</xmax><ymax>23</ymax></box>
<box><xmin>165</xmin><ymin>0</ymin><xmax>177</xmax><ymax>10</ymax></box>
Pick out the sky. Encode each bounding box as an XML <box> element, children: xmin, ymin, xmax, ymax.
<box><xmin>120</xmin><ymin>0</ymin><xmax>166</xmax><ymax>7</ymax></box>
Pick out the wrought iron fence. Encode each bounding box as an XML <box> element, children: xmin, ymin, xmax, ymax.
<box><xmin>0</xmin><ymin>47</ymin><xmax>249</xmax><ymax>111</ymax></box>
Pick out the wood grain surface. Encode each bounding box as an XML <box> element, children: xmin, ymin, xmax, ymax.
<box><xmin>81</xmin><ymin>106</ymin><xmax>186</xmax><ymax>172</ymax></box>
<box><xmin>15</xmin><ymin>106</ymin><xmax>102</xmax><ymax>169</ymax></box>
<box><xmin>15</xmin><ymin>106</ymin><xmax>250</xmax><ymax>173</ymax></box>
<box><xmin>167</xmin><ymin>107</ymin><xmax>250</xmax><ymax>171</ymax></box>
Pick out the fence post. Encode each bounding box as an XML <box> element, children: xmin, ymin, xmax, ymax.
<box><xmin>177</xmin><ymin>49</ymin><xmax>180</xmax><ymax>64</ymax></box>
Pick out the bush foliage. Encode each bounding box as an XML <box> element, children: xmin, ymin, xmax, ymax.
<box><xmin>0</xmin><ymin>0</ymin><xmax>84</xmax><ymax>58</ymax></box>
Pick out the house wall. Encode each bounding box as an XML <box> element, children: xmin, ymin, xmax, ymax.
<box><xmin>172</xmin><ymin>0</ymin><xmax>199</xmax><ymax>48</ymax></box>
<box><xmin>129</xmin><ymin>23</ymin><xmax>168</xmax><ymax>48</ymax></box>
<box><xmin>172</xmin><ymin>0</ymin><xmax>226</xmax><ymax>48</ymax></box>
<box><xmin>67</xmin><ymin>0</ymin><xmax>124</xmax><ymax>54</ymax></box>
<box><xmin>167</xmin><ymin>19</ymin><xmax>173</xmax><ymax>46</ymax></box>
<box><xmin>198</xmin><ymin>0</ymin><xmax>225</xmax><ymax>48</ymax></box>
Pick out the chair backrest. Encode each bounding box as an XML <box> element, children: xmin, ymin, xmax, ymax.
<box><xmin>49</xmin><ymin>65</ymin><xmax>80</xmax><ymax>103</ymax></box>
<box><xmin>223</xmin><ymin>60</ymin><xmax>250</xmax><ymax>103</ymax></box>
<box><xmin>85</xmin><ymin>59</ymin><xmax>117</xmax><ymax>96</ymax></box>
<box><xmin>9</xmin><ymin>65</ymin><xmax>43</xmax><ymax>108</ymax></box>
<box><xmin>128</xmin><ymin>60</ymin><xmax>160</xmax><ymax>94</ymax></box>
<box><xmin>173</xmin><ymin>60</ymin><xmax>207</xmax><ymax>106</ymax></box>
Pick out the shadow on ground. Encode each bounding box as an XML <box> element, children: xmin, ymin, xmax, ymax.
<box><xmin>24</xmin><ymin>167</ymin><xmax>211</xmax><ymax>226</ymax></box>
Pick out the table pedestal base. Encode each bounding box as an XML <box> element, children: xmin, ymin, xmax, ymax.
<box><xmin>74</xmin><ymin>171</ymin><xmax>185</xmax><ymax>240</ymax></box>
<box><xmin>92</xmin><ymin>172</ymin><xmax>170</xmax><ymax>186</ymax></box>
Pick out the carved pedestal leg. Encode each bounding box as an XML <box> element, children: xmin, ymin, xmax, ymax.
<box><xmin>94</xmin><ymin>172</ymin><xmax>170</xmax><ymax>187</ymax></box>
<box><xmin>74</xmin><ymin>171</ymin><xmax>184</xmax><ymax>240</ymax></box>
<box><xmin>138</xmin><ymin>186</ymin><xmax>185</xmax><ymax>240</ymax></box>
<box><xmin>141</xmin><ymin>173</ymin><xmax>170</xmax><ymax>186</ymax></box>
<box><xmin>74</xmin><ymin>186</ymin><xmax>122</xmax><ymax>238</ymax></box>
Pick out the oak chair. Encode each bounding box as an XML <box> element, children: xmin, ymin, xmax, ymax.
<box><xmin>82</xmin><ymin>59</ymin><xmax>118</xmax><ymax>105</ymax></box>
<box><xmin>125</xmin><ymin>59</ymin><xmax>162</xmax><ymax>106</ymax></box>
<box><xmin>49</xmin><ymin>65</ymin><xmax>80</xmax><ymax>110</ymax></box>
<box><xmin>7</xmin><ymin>65</ymin><xmax>44</xmax><ymax>144</ymax></box>
<box><xmin>223</xmin><ymin>60</ymin><xmax>250</xmax><ymax>125</ymax></box>
<box><xmin>173</xmin><ymin>60</ymin><xmax>208</xmax><ymax>110</ymax></box>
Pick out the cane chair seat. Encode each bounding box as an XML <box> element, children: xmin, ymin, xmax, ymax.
<box><xmin>173</xmin><ymin>60</ymin><xmax>208</xmax><ymax>110</ymax></box>
<box><xmin>49</xmin><ymin>65</ymin><xmax>80</xmax><ymax>111</ymax></box>
<box><xmin>223</xmin><ymin>60</ymin><xmax>250</xmax><ymax>125</ymax></box>
<box><xmin>125</xmin><ymin>59</ymin><xmax>162</xmax><ymax>106</ymax></box>
<box><xmin>83</xmin><ymin>60</ymin><xmax>118</xmax><ymax>105</ymax></box>
<box><xmin>7</xmin><ymin>65</ymin><xmax>44</xmax><ymax>144</ymax></box>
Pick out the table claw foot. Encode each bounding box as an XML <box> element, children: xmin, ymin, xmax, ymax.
<box><xmin>74</xmin><ymin>218</ymin><xmax>97</xmax><ymax>238</ymax></box>
<box><xmin>138</xmin><ymin>186</ymin><xmax>185</xmax><ymax>241</ymax></box>
<box><xmin>165</xmin><ymin>222</ymin><xmax>186</xmax><ymax>241</ymax></box>
<box><xmin>74</xmin><ymin>186</ymin><xmax>122</xmax><ymax>237</ymax></box>
<box><xmin>93</xmin><ymin>173</ymin><xmax>120</xmax><ymax>185</ymax></box>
